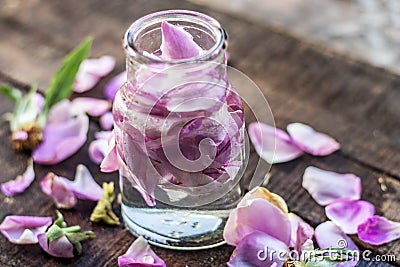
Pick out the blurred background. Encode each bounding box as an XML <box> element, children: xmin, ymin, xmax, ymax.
<box><xmin>191</xmin><ymin>0</ymin><xmax>400</xmax><ymax>73</ymax></box>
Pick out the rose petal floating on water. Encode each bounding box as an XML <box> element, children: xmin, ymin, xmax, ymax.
<box><xmin>160</xmin><ymin>21</ymin><xmax>202</xmax><ymax>60</ymax></box>
<box><xmin>118</xmin><ymin>236</ymin><xmax>166</xmax><ymax>267</ymax></box>
<box><xmin>1</xmin><ymin>158</ymin><xmax>35</xmax><ymax>196</ymax></box>
<box><xmin>315</xmin><ymin>221</ymin><xmax>359</xmax><ymax>267</ymax></box>
<box><xmin>357</xmin><ymin>215</ymin><xmax>400</xmax><ymax>245</ymax></box>
<box><xmin>74</xmin><ymin>56</ymin><xmax>116</xmax><ymax>93</ymax></box>
<box><xmin>71</xmin><ymin>97</ymin><xmax>111</xmax><ymax>117</ymax></box>
<box><xmin>287</xmin><ymin>122</ymin><xmax>340</xmax><ymax>156</ymax></box>
<box><xmin>100</xmin><ymin>111</ymin><xmax>114</xmax><ymax>130</ymax></box>
<box><xmin>248</xmin><ymin>122</ymin><xmax>303</xmax><ymax>164</ymax></box>
<box><xmin>302</xmin><ymin>166</ymin><xmax>362</xmax><ymax>206</ymax></box>
<box><xmin>104</xmin><ymin>71</ymin><xmax>126</xmax><ymax>101</ymax></box>
<box><xmin>32</xmin><ymin>100</ymin><xmax>89</xmax><ymax>165</ymax></box>
<box><xmin>0</xmin><ymin>215</ymin><xmax>52</xmax><ymax>244</ymax></box>
<box><xmin>326</xmin><ymin>200</ymin><xmax>375</xmax><ymax>234</ymax></box>
<box><xmin>89</xmin><ymin>133</ymin><xmax>111</xmax><ymax>164</ymax></box>
<box><xmin>223</xmin><ymin>192</ymin><xmax>291</xmax><ymax>246</ymax></box>
<box><xmin>41</xmin><ymin>172</ymin><xmax>77</xmax><ymax>209</ymax></box>
<box><xmin>227</xmin><ymin>231</ymin><xmax>290</xmax><ymax>267</ymax></box>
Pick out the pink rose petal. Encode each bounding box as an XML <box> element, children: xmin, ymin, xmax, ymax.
<box><xmin>32</xmin><ymin>100</ymin><xmax>89</xmax><ymax>165</ymax></box>
<box><xmin>100</xmin><ymin>130</ymin><xmax>119</xmax><ymax>173</ymax></box>
<box><xmin>227</xmin><ymin>231</ymin><xmax>290</xmax><ymax>267</ymax></box>
<box><xmin>104</xmin><ymin>71</ymin><xmax>126</xmax><ymax>101</ymax></box>
<box><xmin>0</xmin><ymin>215</ymin><xmax>52</xmax><ymax>244</ymax></box>
<box><xmin>358</xmin><ymin>215</ymin><xmax>400</xmax><ymax>245</ymax></box>
<box><xmin>315</xmin><ymin>221</ymin><xmax>359</xmax><ymax>267</ymax></box>
<box><xmin>68</xmin><ymin>164</ymin><xmax>103</xmax><ymax>201</ymax></box>
<box><xmin>160</xmin><ymin>21</ymin><xmax>203</xmax><ymax>60</ymax></box>
<box><xmin>40</xmin><ymin>173</ymin><xmax>77</xmax><ymax>209</ymax></box>
<box><xmin>118</xmin><ymin>236</ymin><xmax>166</xmax><ymax>267</ymax></box>
<box><xmin>38</xmin><ymin>233</ymin><xmax>74</xmax><ymax>258</ymax></box>
<box><xmin>11</xmin><ymin>130</ymin><xmax>28</xmax><ymax>141</ymax></box>
<box><xmin>287</xmin><ymin>122</ymin><xmax>340</xmax><ymax>156</ymax></box>
<box><xmin>71</xmin><ymin>97</ymin><xmax>111</xmax><ymax>117</ymax></box>
<box><xmin>74</xmin><ymin>56</ymin><xmax>116</xmax><ymax>93</ymax></box>
<box><xmin>326</xmin><ymin>200</ymin><xmax>375</xmax><ymax>234</ymax></box>
<box><xmin>89</xmin><ymin>131</ymin><xmax>112</xmax><ymax>164</ymax></box>
<box><xmin>302</xmin><ymin>166</ymin><xmax>362</xmax><ymax>206</ymax></box>
<box><xmin>100</xmin><ymin>111</ymin><xmax>114</xmax><ymax>130</ymax></box>
<box><xmin>223</xmin><ymin>198</ymin><xmax>291</xmax><ymax>246</ymax></box>
<box><xmin>1</xmin><ymin>158</ymin><xmax>35</xmax><ymax>196</ymax></box>
<box><xmin>288</xmin><ymin>213</ymin><xmax>314</xmax><ymax>254</ymax></box>
<box><xmin>248</xmin><ymin>122</ymin><xmax>303</xmax><ymax>164</ymax></box>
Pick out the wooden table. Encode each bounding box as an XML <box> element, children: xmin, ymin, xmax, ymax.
<box><xmin>0</xmin><ymin>0</ymin><xmax>399</xmax><ymax>266</ymax></box>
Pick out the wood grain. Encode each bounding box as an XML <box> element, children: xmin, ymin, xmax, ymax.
<box><xmin>0</xmin><ymin>0</ymin><xmax>399</xmax><ymax>266</ymax></box>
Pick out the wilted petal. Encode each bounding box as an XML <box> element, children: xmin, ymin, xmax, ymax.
<box><xmin>118</xmin><ymin>236</ymin><xmax>166</xmax><ymax>267</ymax></box>
<box><xmin>288</xmin><ymin>213</ymin><xmax>314</xmax><ymax>253</ymax></box>
<box><xmin>74</xmin><ymin>56</ymin><xmax>116</xmax><ymax>93</ymax></box>
<box><xmin>315</xmin><ymin>221</ymin><xmax>359</xmax><ymax>267</ymax></box>
<box><xmin>1</xmin><ymin>158</ymin><xmax>35</xmax><ymax>196</ymax></box>
<box><xmin>0</xmin><ymin>215</ymin><xmax>52</xmax><ymax>244</ymax></box>
<box><xmin>326</xmin><ymin>200</ymin><xmax>375</xmax><ymax>234</ymax></box>
<box><xmin>71</xmin><ymin>97</ymin><xmax>111</xmax><ymax>117</ymax></box>
<box><xmin>224</xmin><ymin>198</ymin><xmax>291</xmax><ymax>246</ymax></box>
<box><xmin>287</xmin><ymin>123</ymin><xmax>340</xmax><ymax>156</ymax></box>
<box><xmin>160</xmin><ymin>21</ymin><xmax>203</xmax><ymax>60</ymax></box>
<box><xmin>38</xmin><ymin>233</ymin><xmax>74</xmax><ymax>258</ymax></box>
<box><xmin>239</xmin><ymin>187</ymin><xmax>288</xmax><ymax>214</ymax></box>
<box><xmin>32</xmin><ymin>101</ymin><xmax>89</xmax><ymax>165</ymax></box>
<box><xmin>100</xmin><ymin>112</ymin><xmax>114</xmax><ymax>130</ymax></box>
<box><xmin>248</xmin><ymin>122</ymin><xmax>303</xmax><ymax>164</ymax></box>
<box><xmin>100</xmin><ymin>131</ymin><xmax>119</xmax><ymax>172</ymax></box>
<box><xmin>227</xmin><ymin>231</ymin><xmax>290</xmax><ymax>267</ymax></box>
<box><xmin>302</xmin><ymin>166</ymin><xmax>362</xmax><ymax>206</ymax></box>
<box><xmin>68</xmin><ymin>164</ymin><xmax>103</xmax><ymax>201</ymax></box>
<box><xmin>40</xmin><ymin>173</ymin><xmax>77</xmax><ymax>209</ymax></box>
<box><xmin>358</xmin><ymin>215</ymin><xmax>400</xmax><ymax>245</ymax></box>
<box><xmin>104</xmin><ymin>71</ymin><xmax>126</xmax><ymax>101</ymax></box>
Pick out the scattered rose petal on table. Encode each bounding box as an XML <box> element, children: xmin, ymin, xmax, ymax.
<box><xmin>118</xmin><ymin>236</ymin><xmax>166</xmax><ymax>267</ymax></box>
<box><xmin>302</xmin><ymin>166</ymin><xmax>362</xmax><ymax>206</ymax></box>
<box><xmin>315</xmin><ymin>221</ymin><xmax>359</xmax><ymax>267</ymax></box>
<box><xmin>160</xmin><ymin>21</ymin><xmax>203</xmax><ymax>60</ymax></box>
<box><xmin>100</xmin><ymin>130</ymin><xmax>119</xmax><ymax>172</ymax></box>
<box><xmin>74</xmin><ymin>56</ymin><xmax>116</xmax><ymax>93</ymax></box>
<box><xmin>326</xmin><ymin>199</ymin><xmax>375</xmax><ymax>234</ymax></box>
<box><xmin>68</xmin><ymin>164</ymin><xmax>103</xmax><ymax>201</ymax></box>
<box><xmin>248</xmin><ymin>122</ymin><xmax>303</xmax><ymax>164</ymax></box>
<box><xmin>227</xmin><ymin>231</ymin><xmax>290</xmax><ymax>267</ymax></box>
<box><xmin>41</xmin><ymin>172</ymin><xmax>77</xmax><ymax>209</ymax></box>
<box><xmin>100</xmin><ymin>111</ymin><xmax>114</xmax><ymax>130</ymax></box>
<box><xmin>104</xmin><ymin>71</ymin><xmax>126</xmax><ymax>101</ymax></box>
<box><xmin>223</xmin><ymin>187</ymin><xmax>291</xmax><ymax>246</ymax></box>
<box><xmin>357</xmin><ymin>215</ymin><xmax>400</xmax><ymax>245</ymax></box>
<box><xmin>71</xmin><ymin>97</ymin><xmax>111</xmax><ymax>117</ymax></box>
<box><xmin>32</xmin><ymin>100</ymin><xmax>89</xmax><ymax>165</ymax></box>
<box><xmin>0</xmin><ymin>215</ymin><xmax>52</xmax><ymax>244</ymax></box>
<box><xmin>287</xmin><ymin>122</ymin><xmax>340</xmax><ymax>156</ymax></box>
<box><xmin>89</xmin><ymin>131</ymin><xmax>112</xmax><ymax>164</ymax></box>
<box><xmin>1</xmin><ymin>158</ymin><xmax>35</xmax><ymax>196</ymax></box>
<box><xmin>38</xmin><ymin>233</ymin><xmax>74</xmax><ymax>258</ymax></box>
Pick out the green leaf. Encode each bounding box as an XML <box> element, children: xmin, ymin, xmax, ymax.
<box><xmin>0</xmin><ymin>85</ymin><xmax>22</xmax><ymax>103</ymax></box>
<box><xmin>42</xmin><ymin>37</ymin><xmax>92</xmax><ymax>115</ymax></box>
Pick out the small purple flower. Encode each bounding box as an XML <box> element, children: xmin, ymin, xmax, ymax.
<box><xmin>302</xmin><ymin>166</ymin><xmax>362</xmax><ymax>206</ymax></box>
<box><xmin>74</xmin><ymin>55</ymin><xmax>116</xmax><ymax>93</ymax></box>
<box><xmin>358</xmin><ymin>215</ymin><xmax>400</xmax><ymax>245</ymax></box>
<box><xmin>1</xmin><ymin>158</ymin><xmax>35</xmax><ymax>196</ymax></box>
<box><xmin>0</xmin><ymin>215</ymin><xmax>52</xmax><ymax>244</ymax></box>
<box><xmin>118</xmin><ymin>236</ymin><xmax>166</xmax><ymax>267</ymax></box>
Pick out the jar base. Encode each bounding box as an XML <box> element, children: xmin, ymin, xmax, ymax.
<box><xmin>121</xmin><ymin>204</ymin><xmax>229</xmax><ymax>250</ymax></box>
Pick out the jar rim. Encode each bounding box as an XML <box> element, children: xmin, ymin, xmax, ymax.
<box><xmin>123</xmin><ymin>10</ymin><xmax>226</xmax><ymax>64</ymax></box>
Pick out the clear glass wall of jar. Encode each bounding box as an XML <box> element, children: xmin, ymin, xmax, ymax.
<box><xmin>114</xmin><ymin>10</ymin><xmax>248</xmax><ymax>249</ymax></box>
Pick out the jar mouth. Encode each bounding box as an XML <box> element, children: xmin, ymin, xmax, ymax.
<box><xmin>124</xmin><ymin>10</ymin><xmax>226</xmax><ymax>64</ymax></box>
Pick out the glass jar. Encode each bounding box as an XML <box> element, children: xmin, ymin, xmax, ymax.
<box><xmin>114</xmin><ymin>10</ymin><xmax>249</xmax><ymax>249</ymax></box>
